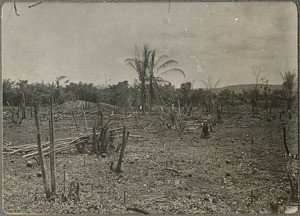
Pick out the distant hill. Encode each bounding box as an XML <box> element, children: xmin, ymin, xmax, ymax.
<box><xmin>215</xmin><ymin>84</ymin><xmax>282</xmax><ymax>94</ymax></box>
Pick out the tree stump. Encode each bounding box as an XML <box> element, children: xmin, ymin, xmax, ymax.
<box><xmin>201</xmin><ymin>122</ymin><xmax>209</xmax><ymax>138</ymax></box>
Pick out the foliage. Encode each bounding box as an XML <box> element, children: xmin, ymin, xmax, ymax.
<box><xmin>280</xmin><ymin>70</ymin><xmax>297</xmax><ymax>110</ymax></box>
<box><xmin>126</xmin><ymin>45</ymin><xmax>184</xmax><ymax>112</ymax></box>
<box><xmin>217</xmin><ymin>89</ymin><xmax>232</xmax><ymax>111</ymax></box>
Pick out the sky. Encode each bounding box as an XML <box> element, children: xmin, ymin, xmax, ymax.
<box><xmin>2</xmin><ymin>1</ymin><xmax>298</xmax><ymax>88</ymax></box>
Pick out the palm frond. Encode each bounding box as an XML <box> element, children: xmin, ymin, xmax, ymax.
<box><xmin>156</xmin><ymin>60</ymin><xmax>179</xmax><ymax>72</ymax></box>
<box><xmin>158</xmin><ymin>68</ymin><xmax>185</xmax><ymax>77</ymax></box>
<box><xmin>213</xmin><ymin>79</ymin><xmax>221</xmax><ymax>90</ymax></box>
<box><xmin>154</xmin><ymin>55</ymin><xmax>169</xmax><ymax>67</ymax></box>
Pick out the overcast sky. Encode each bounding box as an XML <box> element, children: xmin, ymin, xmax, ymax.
<box><xmin>2</xmin><ymin>2</ymin><xmax>297</xmax><ymax>88</ymax></box>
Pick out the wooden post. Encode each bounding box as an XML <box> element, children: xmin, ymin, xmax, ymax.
<box><xmin>82</xmin><ymin>106</ymin><xmax>88</xmax><ymax>133</ymax></box>
<box><xmin>34</xmin><ymin>104</ymin><xmax>51</xmax><ymax>199</ymax></box>
<box><xmin>49</xmin><ymin>92</ymin><xmax>56</xmax><ymax>195</ymax></box>
<box><xmin>91</xmin><ymin>127</ymin><xmax>97</xmax><ymax>154</ymax></box>
<box><xmin>115</xmin><ymin>126</ymin><xmax>129</xmax><ymax>173</ymax></box>
<box><xmin>72</xmin><ymin>110</ymin><xmax>80</xmax><ymax>135</ymax></box>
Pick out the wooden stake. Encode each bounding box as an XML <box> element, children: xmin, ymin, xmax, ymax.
<box><xmin>82</xmin><ymin>106</ymin><xmax>88</xmax><ymax>133</ymax></box>
<box><xmin>34</xmin><ymin>104</ymin><xmax>51</xmax><ymax>199</ymax></box>
<box><xmin>72</xmin><ymin>110</ymin><xmax>80</xmax><ymax>135</ymax></box>
<box><xmin>124</xmin><ymin>190</ymin><xmax>126</xmax><ymax>203</ymax></box>
<box><xmin>49</xmin><ymin>92</ymin><xmax>56</xmax><ymax>195</ymax></box>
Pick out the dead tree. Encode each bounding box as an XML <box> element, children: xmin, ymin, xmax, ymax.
<box><xmin>34</xmin><ymin>104</ymin><xmax>51</xmax><ymax>199</ymax></box>
<box><xmin>115</xmin><ymin>126</ymin><xmax>129</xmax><ymax>173</ymax></box>
<box><xmin>49</xmin><ymin>92</ymin><xmax>56</xmax><ymax>195</ymax></box>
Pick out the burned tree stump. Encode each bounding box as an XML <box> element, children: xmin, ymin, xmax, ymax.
<box><xmin>201</xmin><ymin>122</ymin><xmax>209</xmax><ymax>138</ymax></box>
<box><xmin>76</xmin><ymin>143</ymin><xmax>86</xmax><ymax>154</ymax></box>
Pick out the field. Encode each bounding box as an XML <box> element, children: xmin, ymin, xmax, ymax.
<box><xmin>2</xmin><ymin>101</ymin><xmax>298</xmax><ymax>214</ymax></box>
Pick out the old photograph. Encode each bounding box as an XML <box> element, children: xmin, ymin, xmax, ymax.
<box><xmin>1</xmin><ymin>1</ymin><xmax>299</xmax><ymax>214</ymax></box>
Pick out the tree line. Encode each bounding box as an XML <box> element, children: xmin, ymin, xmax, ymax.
<box><xmin>3</xmin><ymin>45</ymin><xmax>297</xmax><ymax>116</ymax></box>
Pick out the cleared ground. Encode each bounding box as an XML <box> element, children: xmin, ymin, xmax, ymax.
<box><xmin>2</xmin><ymin>102</ymin><xmax>298</xmax><ymax>214</ymax></box>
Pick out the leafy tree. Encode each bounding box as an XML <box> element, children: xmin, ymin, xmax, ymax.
<box><xmin>218</xmin><ymin>89</ymin><xmax>232</xmax><ymax>112</ymax></box>
<box><xmin>3</xmin><ymin>79</ymin><xmax>16</xmax><ymax>106</ymax></box>
<box><xmin>190</xmin><ymin>88</ymin><xmax>207</xmax><ymax>109</ymax></box>
<box><xmin>179</xmin><ymin>82</ymin><xmax>192</xmax><ymax>105</ymax></box>
<box><xmin>53</xmin><ymin>75</ymin><xmax>67</xmax><ymax>104</ymax></box>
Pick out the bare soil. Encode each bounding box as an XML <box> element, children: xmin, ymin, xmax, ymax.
<box><xmin>2</xmin><ymin>103</ymin><xmax>298</xmax><ymax>214</ymax></box>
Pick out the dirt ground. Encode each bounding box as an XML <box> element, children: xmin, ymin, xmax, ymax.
<box><xmin>2</xmin><ymin>103</ymin><xmax>298</xmax><ymax>214</ymax></box>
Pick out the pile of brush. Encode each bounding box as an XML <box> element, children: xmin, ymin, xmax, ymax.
<box><xmin>3</xmin><ymin>125</ymin><xmax>144</xmax><ymax>158</ymax></box>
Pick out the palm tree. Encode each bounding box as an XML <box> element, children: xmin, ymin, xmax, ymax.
<box><xmin>280</xmin><ymin>70</ymin><xmax>297</xmax><ymax>110</ymax></box>
<box><xmin>147</xmin><ymin>50</ymin><xmax>185</xmax><ymax>109</ymax></box>
<box><xmin>125</xmin><ymin>45</ymin><xmax>150</xmax><ymax>114</ymax></box>
<box><xmin>126</xmin><ymin>45</ymin><xmax>185</xmax><ymax>113</ymax></box>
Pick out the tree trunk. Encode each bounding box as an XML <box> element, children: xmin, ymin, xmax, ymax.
<box><xmin>115</xmin><ymin>126</ymin><xmax>129</xmax><ymax>173</ymax></box>
<box><xmin>49</xmin><ymin>93</ymin><xmax>56</xmax><ymax>195</ymax></box>
<box><xmin>34</xmin><ymin>104</ymin><xmax>51</xmax><ymax>199</ymax></box>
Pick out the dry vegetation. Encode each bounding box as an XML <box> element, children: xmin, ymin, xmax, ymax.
<box><xmin>2</xmin><ymin>100</ymin><xmax>298</xmax><ymax>214</ymax></box>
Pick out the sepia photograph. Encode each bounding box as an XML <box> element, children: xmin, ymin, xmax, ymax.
<box><xmin>1</xmin><ymin>1</ymin><xmax>299</xmax><ymax>214</ymax></box>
